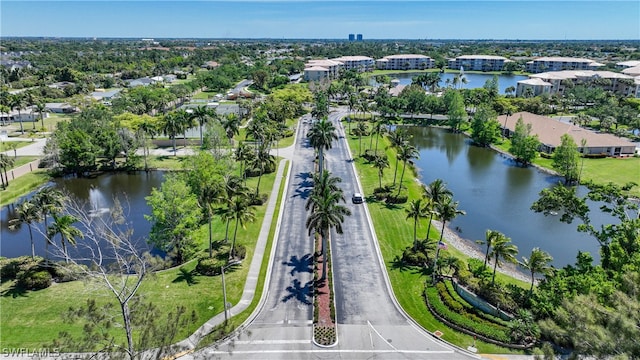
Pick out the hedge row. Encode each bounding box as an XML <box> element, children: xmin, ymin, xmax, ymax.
<box><xmin>444</xmin><ymin>280</ymin><xmax>510</xmax><ymax>327</ymax></box>
<box><xmin>425</xmin><ymin>284</ymin><xmax>511</xmax><ymax>343</ymax></box>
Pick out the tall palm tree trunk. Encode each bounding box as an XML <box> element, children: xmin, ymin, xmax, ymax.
<box><xmin>231</xmin><ymin>217</ymin><xmax>240</xmax><ymax>260</ymax></box>
<box><xmin>397</xmin><ymin>160</ymin><xmax>407</xmax><ymax>196</ymax></box>
<box><xmin>321</xmin><ymin>228</ymin><xmax>328</xmax><ymax>281</ymax></box>
<box><xmin>425</xmin><ymin>214</ymin><xmax>434</xmax><ymax>240</ymax></box>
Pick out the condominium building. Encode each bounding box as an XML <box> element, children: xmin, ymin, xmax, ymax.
<box><xmin>525</xmin><ymin>57</ymin><xmax>604</xmax><ymax>73</ymax></box>
<box><xmin>616</xmin><ymin>60</ymin><xmax>640</xmax><ymax>69</ymax></box>
<box><xmin>331</xmin><ymin>56</ymin><xmax>375</xmax><ymax>72</ymax></box>
<box><xmin>515</xmin><ymin>78</ymin><xmax>552</xmax><ymax>97</ymax></box>
<box><xmin>520</xmin><ymin>70</ymin><xmax>639</xmax><ymax>97</ymax></box>
<box><xmin>447</xmin><ymin>55</ymin><xmax>510</xmax><ymax>71</ymax></box>
<box><xmin>376</xmin><ymin>54</ymin><xmax>435</xmax><ymax>70</ymax></box>
<box><xmin>303</xmin><ymin>59</ymin><xmax>343</xmax><ymax>82</ymax></box>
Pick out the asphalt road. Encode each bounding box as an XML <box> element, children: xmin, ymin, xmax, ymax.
<box><xmin>189</xmin><ymin>110</ymin><xmax>478</xmax><ymax>359</ymax></box>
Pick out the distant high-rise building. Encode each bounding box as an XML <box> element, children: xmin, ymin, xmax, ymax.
<box><xmin>348</xmin><ymin>34</ymin><xmax>355</xmax><ymax>41</ymax></box>
<box><xmin>356</xmin><ymin>34</ymin><xmax>363</xmax><ymax>41</ymax></box>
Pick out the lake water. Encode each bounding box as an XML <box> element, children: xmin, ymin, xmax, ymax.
<box><xmin>374</xmin><ymin>72</ymin><xmax>527</xmax><ymax>94</ymax></box>
<box><xmin>0</xmin><ymin>171</ymin><xmax>165</xmax><ymax>259</ymax></box>
<box><xmin>406</xmin><ymin>126</ymin><xmax>606</xmax><ymax>267</ymax></box>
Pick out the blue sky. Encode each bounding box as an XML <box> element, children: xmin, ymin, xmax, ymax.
<box><xmin>1</xmin><ymin>1</ymin><xmax>639</xmax><ymax>40</ymax></box>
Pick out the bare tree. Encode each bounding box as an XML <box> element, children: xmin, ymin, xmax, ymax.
<box><xmin>45</xmin><ymin>195</ymin><xmax>193</xmax><ymax>360</ymax></box>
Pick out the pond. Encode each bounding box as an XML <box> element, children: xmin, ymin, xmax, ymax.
<box><xmin>1</xmin><ymin>171</ymin><xmax>165</xmax><ymax>260</ymax></box>
<box><xmin>373</xmin><ymin>72</ymin><xmax>527</xmax><ymax>94</ymax></box>
<box><xmin>406</xmin><ymin>126</ymin><xmax>609</xmax><ymax>268</ymax></box>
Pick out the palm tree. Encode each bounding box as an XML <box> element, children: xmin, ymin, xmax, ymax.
<box><xmin>386</xmin><ymin>129</ymin><xmax>408</xmax><ymax>186</ymax></box>
<box><xmin>405</xmin><ymin>199</ymin><xmax>428</xmax><ymax>251</ymax></box>
<box><xmin>520</xmin><ymin>248</ymin><xmax>554</xmax><ymax>293</ymax></box>
<box><xmin>305</xmin><ymin>187</ymin><xmax>351</xmax><ymax>280</ymax></box>
<box><xmin>235</xmin><ymin>141</ymin><xmax>253</xmax><ymax>184</ymax></box>
<box><xmin>161</xmin><ymin>111</ymin><xmax>182</xmax><ymax>155</ymax></box>
<box><xmin>476</xmin><ymin>229</ymin><xmax>503</xmax><ymax>270</ymax></box>
<box><xmin>32</xmin><ymin>187</ymin><xmax>65</xmax><ymax>258</ymax></box>
<box><xmin>10</xmin><ymin>93</ymin><xmax>26</xmax><ymax>135</ymax></box>
<box><xmin>432</xmin><ymin>196</ymin><xmax>465</xmax><ymax>282</ymax></box>
<box><xmin>221</xmin><ymin>113</ymin><xmax>241</xmax><ymax>145</ymax></box>
<box><xmin>422</xmin><ymin>179</ymin><xmax>453</xmax><ymax>240</ymax></box>
<box><xmin>396</xmin><ymin>143</ymin><xmax>419</xmax><ymax>197</ymax></box>
<box><xmin>251</xmin><ymin>145</ymin><xmax>276</xmax><ymax>196</ymax></box>
<box><xmin>372</xmin><ymin>155</ymin><xmax>389</xmax><ymax>189</ymax></box>
<box><xmin>307</xmin><ymin>118</ymin><xmax>338</xmax><ymax>177</ymax></box>
<box><xmin>489</xmin><ymin>235</ymin><xmax>519</xmax><ymax>285</ymax></box>
<box><xmin>48</xmin><ymin>213</ymin><xmax>83</xmax><ymax>263</ymax></box>
<box><xmin>35</xmin><ymin>102</ymin><xmax>48</xmax><ymax>130</ymax></box>
<box><xmin>176</xmin><ymin>109</ymin><xmax>195</xmax><ymax>148</ymax></box>
<box><xmin>371</xmin><ymin>118</ymin><xmax>388</xmax><ymax>156</ymax></box>
<box><xmin>228</xmin><ymin>195</ymin><xmax>255</xmax><ymax>260</ymax></box>
<box><xmin>191</xmin><ymin>105</ymin><xmax>216</xmax><ymax>147</ymax></box>
<box><xmin>8</xmin><ymin>200</ymin><xmax>42</xmax><ymax>259</ymax></box>
<box><xmin>353</xmin><ymin>121</ymin><xmax>368</xmax><ymax>156</ymax></box>
<box><xmin>0</xmin><ymin>154</ymin><xmax>14</xmax><ymax>189</ymax></box>
<box><xmin>220</xmin><ymin>174</ymin><xmax>248</xmax><ymax>243</ymax></box>
<box><xmin>305</xmin><ymin>171</ymin><xmax>344</xmax><ymax>212</ymax></box>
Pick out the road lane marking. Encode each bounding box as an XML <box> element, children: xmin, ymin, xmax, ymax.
<box><xmin>232</xmin><ymin>340</ymin><xmax>311</xmax><ymax>345</ymax></box>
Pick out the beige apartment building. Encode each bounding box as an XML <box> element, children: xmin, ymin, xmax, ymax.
<box><xmin>517</xmin><ymin>70</ymin><xmax>640</xmax><ymax>98</ymax></box>
<box><xmin>376</xmin><ymin>54</ymin><xmax>435</xmax><ymax>70</ymax></box>
<box><xmin>525</xmin><ymin>57</ymin><xmax>604</xmax><ymax>73</ymax></box>
<box><xmin>447</xmin><ymin>55</ymin><xmax>510</xmax><ymax>71</ymax></box>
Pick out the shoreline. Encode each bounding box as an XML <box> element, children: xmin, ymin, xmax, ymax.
<box><xmin>431</xmin><ymin>219</ymin><xmax>531</xmax><ymax>283</ymax></box>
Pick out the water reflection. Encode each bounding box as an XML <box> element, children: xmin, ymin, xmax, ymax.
<box><xmin>1</xmin><ymin>171</ymin><xmax>165</xmax><ymax>259</ymax></box>
<box><xmin>407</xmin><ymin>126</ymin><xmax>602</xmax><ymax>267</ymax></box>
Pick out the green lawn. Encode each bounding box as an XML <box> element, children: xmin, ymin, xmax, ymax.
<box><xmin>344</xmin><ymin>124</ymin><xmax>527</xmax><ymax>354</ymax></box>
<box><xmin>493</xmin><ymin>139</ymin><xmax>640</xmax><ymax>197</ymax></box>
<box><xmin>0</xmin><ymin>162</ymin><xmax>282</xmax><ymax>349</ymax></box>
<box><xmin>0</xmin><ymin>171</ymin><xmax>51</xmax><ymax>207</ymax></box>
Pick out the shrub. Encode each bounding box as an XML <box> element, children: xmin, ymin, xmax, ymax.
<box><xmin>195</xmin><ymin>257</ymin><xmax>225</xmax><ymax>276</ymax></box>
<box><xmin>426</xmin><ymin>283</ymin><xmax>511</xmax><ymax>343</ymax></box>
<box><xmin>385</xmin><ymin>194</ymin><xmax>408</xmax><ymax>204</ymax></box>
<box><xmin>233</xmin><ymin>244</ymin><xmax>247</xmax><ymax>260</ymax></box>
<box><xmin>249</xmin><ymin>193</ymin><xmax>268</xmax><ymax>206</ymax></box>
<box><xmin>17</xmin><ymin>269</ymin><xmax>52</xmax><ymax>290</ymax></box>
<box><xmin>50</xmin><ymin>262</ymin><xmax>88</xmax><ymax>282</ymax></box>
<box><xmin>0</xmin><ymin>256</ymin><xmax>43</xmax><ymax>280</ymax></box>
<box><xmin>401</xmin><ymin>247</ymin><xmax>429</xmax><ymax>267</ymax></box>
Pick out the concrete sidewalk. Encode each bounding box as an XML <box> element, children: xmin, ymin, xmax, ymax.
<box><xmin>174</xmin><ymin>141</ymin><xmax>295</xmax><ymax>352</ymax></box>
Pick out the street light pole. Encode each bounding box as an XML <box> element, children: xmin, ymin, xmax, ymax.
<box><xmin>221</xmin><ymin>264</ymin><xmax>229</xmax><ymax>323</ymax></box>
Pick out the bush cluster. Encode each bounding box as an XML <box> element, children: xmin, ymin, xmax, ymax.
<box><xmin>17</xmin><ymin>269</ymin><xmax>52</xmax><ymax>290</ymax></box>
<box><xmin>445</xmin><ymin>280</ymin><xmax>510</xmax><ymax>326</ymax></box>
<box><xmin>195</xmin><ymin>257</ymin><xmax>225</xmax><ymax>276</ymax></box>
<box><xmin>50</xmin><ymin>262</ymin><xmax>88</xmax><ymax>282</ymax></box>
<box><xmin>0</xmin><ymin>256</ymin><xmax>42</xmax><ymax>280</ymax></box>
<box><xmin>425</xmin><ymin>283</ymin><xmax>511</xmax><ymax>343</ymax></box>
<box><xmin>385</xmin><ymin>194</ymin><xmax>408</xmax><ymax>204</ymax></box>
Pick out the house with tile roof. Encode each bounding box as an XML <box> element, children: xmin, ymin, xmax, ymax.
<box><xmin>497</xmin><ymin>112</ymin><xmax>636</xmax><ymax>156</ymax></box>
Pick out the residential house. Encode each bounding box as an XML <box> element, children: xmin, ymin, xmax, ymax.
<box><xmin>498</xmin><ymin>112</ymin><xmax>636</xmax><ymax>156</ymax></box>
<box><xmin>90</xmin><ymin>89</ymin><xmax>122</xmax><ymax>103</ymax></box>
<box><xmin>45</xmin><ymin>103</ymin><xmax>76</xmax><ymax>114</ymax></box>
<box><xmin>0</xmin><ymin>107</ymin><xmax>42</xmax><ymax>125</ymax></box>
<box><xmin>376</xmin><ymin>54</ymin><xmax>435</xmax><ymax>70</ymax></box>
<box><xmin>525</xmin><ymin>57</ymin><xmax>604</xmax><ymax>73</ymax></box>
<box><xmin>447</xmin><ymin>55</ymin><xmax>510</xmax><ymax>71</ymax></box>
<box><xmin>126</xmin><ymin>77</ymin><xmax>155</xmax><ymax>87</ymax></box>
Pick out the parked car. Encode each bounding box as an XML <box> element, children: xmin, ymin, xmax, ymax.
<box><xmin>352</xmin><ymin>193</ymin><xmax>363</xmax><ymax>204</ymax></box>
